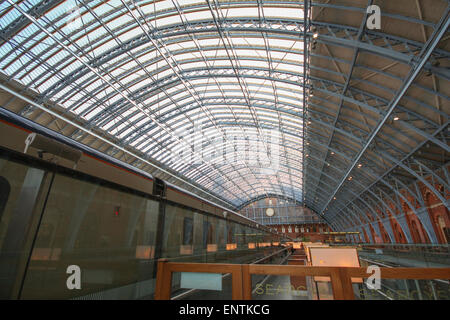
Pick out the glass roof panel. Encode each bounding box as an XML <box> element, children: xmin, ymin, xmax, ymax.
<box><xmin>0</xmin><ymin>0</ymin><xmax>305</xmax><ymax>207</ymax></box>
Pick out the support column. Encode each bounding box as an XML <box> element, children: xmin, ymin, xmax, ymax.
<box><xmin>362</xmin><ymin>225</ymin><xmax>373</xmax><ymax>243</ymax></box>
<box><xmin>359</xmin><ymin>227</ymin><xmax>366</xmax><ymax>242</ymax></box>
<box><xmin>396</xmin><ymin>215</ymin><xmax>413</xmax><ymax>243</ymax></box>
<box><xmin>415</xmin><ymin>207</ymin><xmax>438</xmax><ymax>244</ymax></box>
<box><xmin>371</xmin><ymin>222</ymin><xmax>382</xmax><ymax>242</ymax></box>
<box><xmin>381</xmin><ymin>218</ymin><xmax>395</xmax><ymax>243</ymax></box>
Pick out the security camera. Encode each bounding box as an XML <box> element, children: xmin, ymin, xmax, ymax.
<box><xmin>24</xmin><ymin>133</ymin><xmax>82</xmax><ymax>169</ymax></box>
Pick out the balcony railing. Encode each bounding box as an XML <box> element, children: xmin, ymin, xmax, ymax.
<box><xmin>154</xmin><ymin>259</ymin><xmax>450</xmax><ymax>300</ymax></box>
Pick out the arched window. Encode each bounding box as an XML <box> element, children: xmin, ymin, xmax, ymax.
<box><xmin>0</xmin><ymin>176</ymin><xmax>10</xmax><ymax>221</ymax></box>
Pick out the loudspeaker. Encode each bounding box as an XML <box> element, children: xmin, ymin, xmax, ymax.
<box><xmin>153</xmin><ymin>177</ymin><xmax>166</xmax><ymax>198</ymax></box>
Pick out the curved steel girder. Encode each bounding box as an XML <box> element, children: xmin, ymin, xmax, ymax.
<box><xmin>14</xmin><ymin>16</ymin><xmax>442</xmax><ymax>130</ymax></box>
<box><xmin>328</xmin><ymin>124</ymin><xmax>450</xmax><ymax>222</ymax></box>
<box><xmin>310</xmin><ymin>124</ymin><xmax>450</xmax><ymax>211</ymax></box>
<box><xmin>327</xmin><ymin>206</ymin><xmax>359</xmax><ymax>231</ymax></box>
<box><xmin>2</xmin><ymin>0</ymin><xmax>436</xmax><ymax>52</ymax></box>
<box><xmin>304</xmin><ymin>104</ymin><xmax>450</xmax><ymax>214</ymax></box>
<box><xmin>303</xmin><ymin>133</ymin><xmax>446</xmax><ymax>228</ymax></box>
<box><xmin>310</xmin><ymin>21</ymin><xmax>449</xmax><ymax>78</ymax></box>
<box><xmin>179</xmin><ymin>153</ymin><xmax>303</xmax><ymax>182</ymax></box>
<box><xmin>91</xmin><ymin>87</ymin><xmax>303</xmax><ymax>133</ymax></box>
<box><xmin>304</xmin><ymin>179</ymin><xmax>363</xmax><ymax>229</ymax></box>
<box><xmin>6</xmin><ymin>2</ymin><xmax>271</xmax><ymax>205</ymax></box>
<box><xmin>309</xmin><ymin>94</ymin><xmax>445</xmax><ymax>148</ymax></box>
<box><xmin>331</xmin><ymin>174</ymin><xmax>434</xmax><ymax>236</ymax></box>
<box><xmin>4</xmin><ymin>1</ymin><xmax>446</xmax><ymax>228</ymax></box>
<box><xmin>57</xmin><ymin>55</ymin><xmax>303</xmax><ymax>109</ymax></box>
<box><xmin>304</xmin><ymin>171</ymin><xmax>362</xmax><ymax>222</ymax></box>
<box><xmin>133</xmin><ymin>121</ymin><xmax>303</xmax><ymax>164</ymax></box>
<box><xmin>122</xmin><ymin>102</ymin><xmax>363</xmax><ymax>154</ymax></box>
<box><xmin>22</xmin><ymin>14</ymin><xmax>447</xmax><ymax>96</ymax></box>
<box><xmin>31</xmin><ymin>41</ymin><xmax>444</xmax><ymax>129</ymax></box>
<box><xmin>62</xmin><ymin>59</ymin><xmax>444</xmax><ymax>135</ymax></box>
<box><xmin>111</xmin><ymin>90</ymin><xmax>414</xmax><ymax>167</ymax></box>
<box><xmin>306</xmin><ymin>152</ymin><xmax>397</xmax><ymax>220</ymax></box>
<box><xmin>305</xmin><ymin>99</ymin><xmax>447</xmax><ymax>207</ymax></box>
<box><xmin>199</xmin><ymin>164</ymin><xmax>302</xmax><ymax>187</ymax></box>
<box><xmin>22</xmin><ymin>10</ymin><xmax>436</xmax><ymax>131</ymax></box>
<box><xmin>317</xmin><ymin>9</ymin><xmax>450</xmax><ymax>216</ymax></box>
<box><xmin>100</xmin><ymin>91</ymin><xmax>303</xmax><ymax>133</ymax></box>
<box><xmin>70</xmin><ymin>68</ymin><xmax>443</xmax><ymax>157</ymax></box>
<box><xmin>305</xmin><ymin>160</ymin><xmax>389</xmax><ymax>227</ymax></box>
<box><xmin>309</xmin><ymin>77</ymin><xmax>446</xmax><ymax>134</ymax></box>
<box><xmin>0</xmin><ymin>0</ymin><xmax>66</xmax><ymax>46</ymax></box>
<box><xmin>307</xmin><ymin>144</ymin><xmax>442</xmax><ymax>226</ymax></box>
<box><xmin>209</xmin><ymin>185</ymin><xmax>301</xmax><ymax>205</ymax></box>
<box><xmin>311</xmin><ymin>2</ymin><xmax>435</xmax><ymax>27</ymax></box>
<box><xmin>235</xmin><ymin>194</ymin><xmax>305</xmax><ymax>211</ymax></box>
<box><xmin>164</xmin><ymin>131</ymin><xmax>304</xmax><ymax>162</ymax></box>
<box><xmin>181</xmin><ymin>158</ymin><xmax>302</xmax><ymax>188</ymax></box>
<box><xmin>329</xmin><ymin>139</ymin><xmax>450</xmax><ymax>222</ymax></box>
<box><xmin>161</xmin><ymin>71</ymin><xmax>441</xmax><ymax>136</ymax></box>
<box><xmin>205</xmin><ymin>178</ymin><xmax>301</xmax><ymax>199</ymax></box>
<box><xmin>42</xmin><ymin>46</ymin><xmax>445</xmax><ymax>125</ymax></box>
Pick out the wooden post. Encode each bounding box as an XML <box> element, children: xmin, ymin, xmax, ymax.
<box><xmin>338</xmin><ymin>268</ymin><xmax>355</xmax><ymax>300</ymax></box>
<box><xmin>242</xmin><ymin>264</ymin><xmax>252</xmax><ymax>300</ymax></box>
<box><xmin>231</xmin><ymin>265</ymin><xmax>244</xmax><ymax>300</ymax></box>
<box><xmin>329</xmin><ymin>268</ymin><xmax>355</xmax><ymax>300</ymax></box>
<box><xmin>154</xmin><ymin>259</ymin><xmax>171</xmax><ymax>300</ymax></box>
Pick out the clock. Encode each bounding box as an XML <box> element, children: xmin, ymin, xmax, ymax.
<box><xmin>266</xmin><ymin>208</ymin><xmax>275</xmax><ymax>217</ymax></box>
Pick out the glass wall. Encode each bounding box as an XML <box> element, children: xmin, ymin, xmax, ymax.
<box><xmin>0</xmin><ymin>156</ymin><xmax>51</xmax><ymax>299</ymax></box>
<box><xmin>20</xmin><ymin>173</ymin><xmax>159</xmax><ymax>299</ymax></box>
<box><xmin>0</xmin><ymin>148</ymin><xmax>280</xmax><ymax>299</ymax></box>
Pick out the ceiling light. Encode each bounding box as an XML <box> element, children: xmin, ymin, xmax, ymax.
<box><xmin>313</xmin><ymin>33</ymin><xmax>319</xmax><ymax>39</ymax></box>
<box><xmin>393</xmin><ymin>116</ymin><xmax>399</xmax><ymax>121</ymax></box>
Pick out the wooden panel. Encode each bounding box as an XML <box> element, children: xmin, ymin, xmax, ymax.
<box><xmin>154</xmin><ymin>260</ymin><xmax>450</xmax><ymax>300</ymax></box>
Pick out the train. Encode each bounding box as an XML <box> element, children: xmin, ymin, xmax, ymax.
<box><xmin>0</xmin><ymin>107</ymin><xmax>286</xmax><ymax>299</ymax></box>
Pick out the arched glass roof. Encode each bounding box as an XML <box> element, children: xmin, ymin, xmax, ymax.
<box><xmin>0</xmin><ymin>0</ymin><xmax>306</xmax><ymax>207</ymax></box>
<box><xmin>0</xmin><ymin>0</ymin><xmax>449</xmax><ymax>235</ymax></box>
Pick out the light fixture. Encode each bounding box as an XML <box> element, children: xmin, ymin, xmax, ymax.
<box><xmin>393</xmin><ymin>116</ymin><xmax>399</xmax><ymax>121</ymax></box>
<box><xmin>313</xmin><ymin>33</ymin><xmax>319</xmax><ymax>39</ymax></box>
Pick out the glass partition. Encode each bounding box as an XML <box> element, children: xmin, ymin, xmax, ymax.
<box><xmin>0</xmin><ymin>148</ymin><xmax>282</xmax><ymax>299</ymax></box>
<box><xmin>20</xmin><ymin>173</ymin><xmax>159</xmax><ymax>299</ymax></box>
